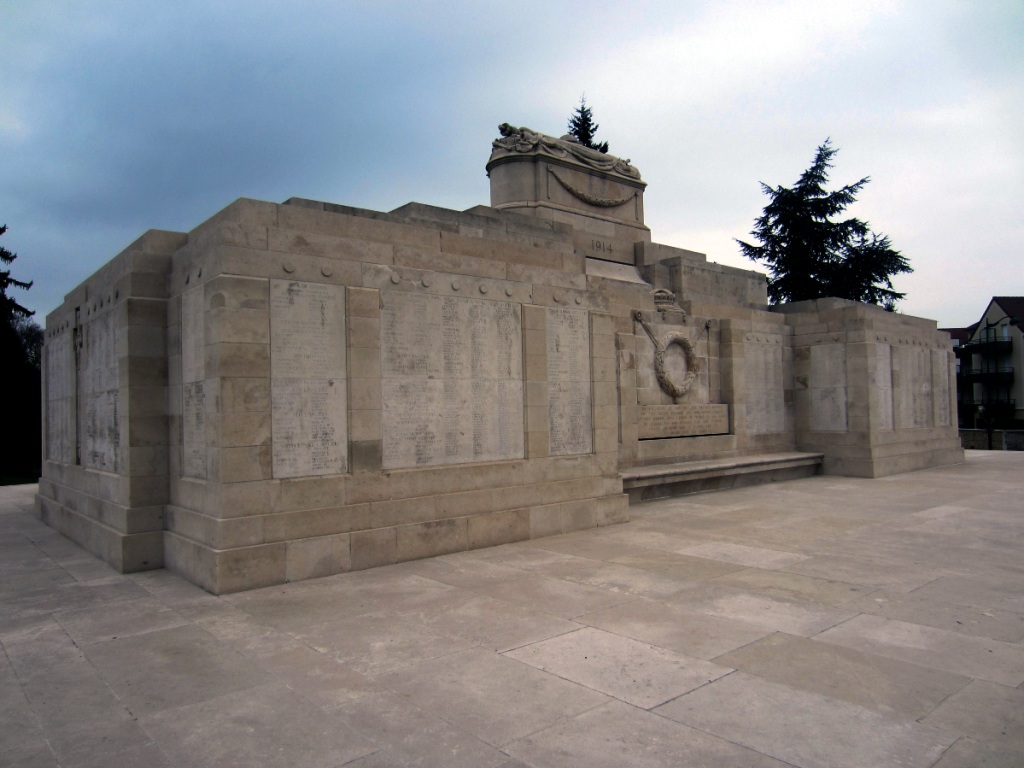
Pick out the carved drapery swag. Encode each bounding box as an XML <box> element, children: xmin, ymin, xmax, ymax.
<box><xmin>633</xmin><ymin>310</ymin><xmax>700</xmax><ymax>400</ymax></box>
<box><xmin>491</xmin><ymin>123</ymin><xmax>641</xmax><ymax>180</ymax></box>
<box><xmin>547</xmin><ymin>167</ymin><xmax>637</xmax><ymax>208</ymax></box>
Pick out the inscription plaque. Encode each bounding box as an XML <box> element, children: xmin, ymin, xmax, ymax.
<box><xmin>180</xmin><ymin>286</ymin><xmax>207</xmax><ymax>478</ymax></box>
<box><xmin>78</xmin><ymin>309</ymin><xmax>120</xmax><ymax>471</ymax></box>
<box><xmin>547</xmin><ymin>307</ymin><xmax>592</xmax><ymax>455</ymax></box>
<box><xmin>381</xmin><ymin>291</ymin><xmax>523</xmax><ymax>469</ymax></box>
<box><xmin>744</xmin><ymin>340</ymin><xmax>785</xmax><ymax>435</ymax></box>
<box><xmin>182</xmin><ymin>381</ymin><xmax>207</xmax><ymax>478</ymax></box>
<box><xmin>270</xmin><ymin>280</ymin><xmax>347</xmax><ymax>477</ymax></box>
<box><xmin>45</xmin><ymin>331</ymin><xmax>74</xmax><ymax>463</ymax></box>
<box><xmin>638</xmin><ymin>404</ymin><xmax>730</xmax><ymax>439</ymax></box>
<box><xmin>181</xmin><ymin>286</ymin><xmax>205</xmax><ymax>384</ymax></box>
<box><xmin>810</xmin><ymin>344</ymin><xmax>848</xmax><ymax>432</ymax></box>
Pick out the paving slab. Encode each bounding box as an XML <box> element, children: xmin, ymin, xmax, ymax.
<box><xmin>920</xmin><ymin>679</ymin><xmax>1024</xmax><ymax>753</ymax></box>
<box><xmin>675</xmin><ymin>540</ymin><xmax>810</xmax><ymax>569</ymax></box>
<box><xmin>817</xmin><ymin>613</ymin><xmax>1024</xmax><ymax>686</ymax></box>
<box><xmin>713</xmin><ymin>632</ymin><xmax>970</xmax><ymax>718</ymax></box>
<box><xmin>140</xmin><ymin>682</ymin><xmax>380</xmax><ymax>768</ymax></box>
<box><xmin>576</xmin><ymin>597</ymin><xmax>771</xmax><ymax>659</ymax></box>
<box><xmin>504</xmin><ymin>626</ymin><xmax>731</xmax><ymax>708</ymax></box>
<box><xmin>374</xmin><ymin>648</ymin><xmax>610</xmax><ymax>747</ymax></box>
<box><xmin>504</xmin><ymin>699</ymin><xmax>792</xmax><ymax>768</ymax></box>
<box><xmin>930</xmin><ymin>736</ymin><xmax>1024</xmax><ymax>768</ymax></box>
<box><xmin>846</xmin><ymin>589</ymin><xmax>1024</xmax><ymax>643</ymax></box>
<box><xmin>4</xmin><ymin>451</ymin><xmax>1024</xmax><ymax>766</ymax></box>
<box><xmin>655</xmin><ymin>671</ymin><xmax>957</xmax><ymax>768</ymax></box>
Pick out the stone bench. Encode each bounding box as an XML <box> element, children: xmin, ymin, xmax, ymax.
<box><xmin>621</xmin><ymin>451</ymin><xmax>824</xmax><ymax>503</ymax></box>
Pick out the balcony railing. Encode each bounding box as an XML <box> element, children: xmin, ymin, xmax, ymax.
<box><xmin>964</xmin><ymin>338</ymin><xmax>1012</xmax><ymax>355</ymax></box>
<box><xmin>960</xmin><ymin>396</ymin><xmax>1016</xmax><ymax>408</ymax></box>
<box><xmin>964</xmin><ymin>366</ymin><xmax>1014</xmax><ymax>383</ymax></box>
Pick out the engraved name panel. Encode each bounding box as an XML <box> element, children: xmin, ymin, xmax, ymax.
<box><xmin>78</xmin><ymin>308</ymin><xmax>120</xmax><ymax>471</ymax></box>
<box><xmin>180</xmin><ymin>286</ymin><xmax>207</xmax><ymax>478</ymax></box>
<box><xmin>45</xmin><ymin>330</ymin><xmax>74</xmax><ymax>463</ymax></box>
<box><xmin>744</xmin><ymin>339</ymin><xmax>785</xmax><ymax>435</ymax></box>
<box><xmin>810</xmin><ymin>343</ymin><xmax>848</xmax><ymax>432</ymax></box>
<box><xmin>381</xmin><ymin>291</ymin><xmax>523</xmax><ymax>469</ymax></box>
<box><xmin>182</xmin><ymin>381</ymin><xmax>207</xmax><ymax>478</ymax></box>
<box><xmin>547</xmin><ymin>307</ymin><xmax>592</xmax><ymax>455</ymax></box>
<box><xmin>270</xmin><ymin>280</ymin><xmax>348</xmax><ymax>477</ymax></box>
<box><xmin>638</xmin><ymin>404</ymin><xmax>730</xmax><ymax>439</ymax></box>
<box><xmin>181</xmin><ymin>286</ymin><xmax>205</xmax><ymax>384</ymax></box>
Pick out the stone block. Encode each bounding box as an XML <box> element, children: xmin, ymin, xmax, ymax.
<box><xmin>207</xmin><ymin>343</ymin><xmax>270</xmax><ymax>379</ymax></box>
<box><xmin>468</xmin><ymin>508</ymin><xmax>530</xmax><ymax>549</ymax></box>
<box><xmin>523</xmin><ymin>304</ymin><xmax>546</xmax><ymax>330</ymax></box>
<box><xmin>350</xmin><ymin>527</ymin><xmax>398</xmax><ymax>570</ymax></box>
<box><xmin>396</xmin><ymin>518</ymin><xmax>468</xmax><ymax>562</ymax></box>
<box><xmin>220</xmin><ymin>445</ymin><xmax>271</xmax><ymax>483</ymax></box>
<box><xmin>349</xmin><ymin>409</ymin><xmax>381</xmax><ymax>441</ymax></box>
<box><xmin>527</xmin><ymin>430</ymin><xmax>550</xmax><ymax>458</ymax></box>
<box><xmin>262</xmin><ymin>504</ymin><xmax>371</xmax><ymax>542</ymax></box>
<box><xmin>220</xmin><ymin>378</ymin><xmax>271</xmax><ymax>412</ymax></box>
<box><xmin>349</xmin><ymin>347</ymin><xmax>381</xmax><ymax>378</ymax></box>
<box><xmin>220</xmin><ymin>411</ymin><xmax>271</xmax><ymax>448</ymax></box>
<box><xmin>350</xmin><ymin>440</ymin><xmax>382</xmax><ymax>472</ymax></box>
<box><xmin>347</xmin><ymin>316</ymin><xmax>380</xmax><ymax>349</ymax></box>
<box><xmin>268</xmin><ymin>228</ymin><xmax>394</xmax><ymax>265</ymax></box>
<box><xmin>286</xmin><ymin>533</ymin><xmax>352</xmax><ymax>582</ymax></box>
<box><xmin>395</xmin><ymin>244</ymin><xmax>507</xmax><ymax>280</ymax></box>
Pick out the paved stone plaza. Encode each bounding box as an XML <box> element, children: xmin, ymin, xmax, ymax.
<box><xmin>4</xmin><ymin>452</ymin><xmax>1023</xmax><ymax>767</ymax></box>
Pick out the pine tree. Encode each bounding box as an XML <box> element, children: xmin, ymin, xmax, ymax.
<box><xmin>0</xmin><ymin>224</ymin><xmax>41</xmax><ymax>481</ymax></box>
<box><xmin>567</xmin><ymin>96</ymin><xmax>609</xmax><ymax>154</ymax></box>
<box><xmin>737</xmin><ymin>140</ymin><xmax>911</xmax><ymax>308</ymax></box>
<box><xmin>1</xmin><ymin>224</ymin><xmax>35</xmax><ymax>367</ymax></box>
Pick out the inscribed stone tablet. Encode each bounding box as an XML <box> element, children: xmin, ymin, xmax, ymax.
<box><xmin>272</xmin><ymin>378</ymin><xmax>347</xmax><ymax>477</ymax></box>
<box><xmin>45</xmin><ymin>331</ymin><xmax>74</xmax><ymax>463</ymax></box>
<box><xmin>380</xmin><ymin>291</ymin><xmax>524</xmax><ymax>469</ymax></box>
<box><xmin>182</xmin><ymin>381</ymin><xmax>207</xmax><ymax>478</ymax></box>
<box><xmin>744</xmin><ymin>340</ymin><xmax>785</xmax><ymax>435</ymax></box>
<box><xmin>547</xmin><ymin>308</ymin><xmax>592</xmax><ymax>455</ymax></box>
<box><xmin>893</xmin><ymin>346</ymin><xmax>932</xmax><ymax>429</ymax></box>
<box><xmin>181</xmin><ymin>286</ymin><xmax>205</xmax><ymax>383</ymax></box>
<box><xmin>931</xmin><ymin>349</ymin><xmax>950</xmax><ymax>427</ymax></box>
<box><xmin>638</xmin><ymin>404</ymin><xmax>730</xmax><ymax>439</ymax></box>
<box><xmin>79</xmin><ymin>310</ymin><xmax>120</xmax><ymax>471</ymax></box>
<box><xmin>270</xmin><ymin>281</ymin><xmax>346</xmax><ymax>379</ymax></box>
<box><xmin>871</xmin><ymin>345</ymin><xmax>894</xmax><ymax>431</ymax></box>
<box><xmin>270</xmin><ymin>280</ymin><xmax>348</xmax><ymax>477</ymax></box>
<box><xmin>810</xmin><ymin>344</ymin><xmax>847</xmax><ymax>432</ymax></box>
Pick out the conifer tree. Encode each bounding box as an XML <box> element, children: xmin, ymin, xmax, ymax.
<box><xmin>0</xmin><ymin>224</ymin><xmax>34</xmax><ymax>366</ymax></box>
<box><xmin>737</xmin><ymin>140</ymin><xmax>911</xmax><ymax>308</ymax></box>
<box><xmin>0</xmin><ymin>224</ymin><xmax>41</xmax><ymax>481</ymax></box>
<box><xmin>567</xmin><ymin>96</ymin><xmax>609</xmax><ymax>153</ymax></box>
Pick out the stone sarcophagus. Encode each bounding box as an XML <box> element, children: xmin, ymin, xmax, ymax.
<box><xmin>36</xmin><ymin>125</ymin><xmax>963</xmax><ymax>593</ymax></box>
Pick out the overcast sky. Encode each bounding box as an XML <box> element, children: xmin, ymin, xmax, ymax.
<box><xmin>2</xmin><ymin>0</ymin><xmax>1021</xmax><ymax>328</ymax></box>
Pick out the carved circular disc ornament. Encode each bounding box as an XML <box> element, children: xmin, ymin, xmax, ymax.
<box><xmin>655</xmin><ymin>331</ymin><xmax>699</xmax><ymax>398</ymax></box>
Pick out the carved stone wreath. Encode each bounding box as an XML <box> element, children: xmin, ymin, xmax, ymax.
<box><xmin>633</xmin><ymin>310</ymin><xmax>700</xmax><ymax>399</ymax></box>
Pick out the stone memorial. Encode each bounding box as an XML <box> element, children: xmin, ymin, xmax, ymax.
<box><xmin>35</xmin><ymin>124</ymin><xmax>964</xmax><ymax>593</ymax></box>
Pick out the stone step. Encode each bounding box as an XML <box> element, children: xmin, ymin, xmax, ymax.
<box><xmin>621</xmin><ymin>452</ymin><xmax>824</xmax><ymax>503</ymax></box>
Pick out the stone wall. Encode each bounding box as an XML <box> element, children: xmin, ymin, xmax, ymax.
<box><xmin>157</xmin><ymin>198</ymin><xmax>627</xmax><ymax>592</ymax></box>
<box><xmin>38</xmin><ymin>230</ymin><xmax>186</xmax><ymax>571</ymax></box>
<box><xmin>776</xmin><ymin>299</ymin><xmax>963</xmax><ymax>476</ymax></box>
<box><xmin>36</xmin><ymin>128</ymin><xmax>963</xmax><ymax>593</ymax></box>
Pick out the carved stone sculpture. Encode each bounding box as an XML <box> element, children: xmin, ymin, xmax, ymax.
<box><xmin>491</xmin><ymin>123</ymin><xmax>641</xmax><ymax>180</ymax></box>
